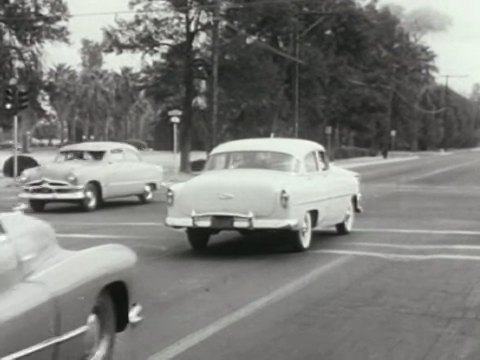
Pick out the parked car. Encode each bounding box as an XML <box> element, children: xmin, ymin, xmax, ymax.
<box><xmin>0</xmin><ymin>211</ymin><xmax>142</xmax><ymax>360</ymax></box>
<box><xmin>165</xmin><ymin>138</ymin><xmax>362</xmax><ymax>251</ymax></box>
<box><xmin>18</xmin><ymin>141</ymin><xmax>164</xmax><ymax>212</ymax></box>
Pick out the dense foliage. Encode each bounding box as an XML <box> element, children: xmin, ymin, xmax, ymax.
<box><xmin>1</xmin><ymin>0</ymin><xmax>479</xmax><ymax>171</ymax></box>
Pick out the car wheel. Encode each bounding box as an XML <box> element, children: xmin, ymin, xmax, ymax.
<box><xmin>138</xmin><ymin>184</ymin><xmax>154</xmax><ymax>204</ymax></box>
<box><xmin>84</xmin><ymin>291</ymin><xmax>116</xmax><ymax>360</ymax></box>
<box><xmin>81</xmin><ymin>183</ymin><xmax>99</xmax><ymax>212</ymax></box>
<box><xmin>336</xmin><ymin>199</ymin><xmax>355</xmax><ymax>235</ymax></box>
<box><xmin>186</xmin><ymin>228</ymin><xmax>210</xmax><ymax>251</ymax></box>
<box><xmin>29</xmin><ymin>200</ymin><xmax>46</xmax><ymax>212</ymax></box>
<box><xmin>290</xmin><ymin>212</ymin><xmax>313</xmax><ymax>252</ymax></box>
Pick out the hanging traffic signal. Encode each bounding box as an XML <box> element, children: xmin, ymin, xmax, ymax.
<box><xmin>17</xmin><ymin>88</ymin><xmax>29</xmax><ymax>110</ymax></box>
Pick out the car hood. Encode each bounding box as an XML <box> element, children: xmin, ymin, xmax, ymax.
<box><xmin>25</xmin><ymin>161</ymin><xmax>100</xmax><ymax>181</ymax></box>
<box><xmin>176</xmin><ymin>169</ymin><xmax>293</xmax><ymax>217</ymax></box>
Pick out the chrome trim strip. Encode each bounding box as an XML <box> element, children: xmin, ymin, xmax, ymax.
<box><xmin>1</xmin><ymin>325</ymin><xmax>88</xmax><ymax>360</ymax></box>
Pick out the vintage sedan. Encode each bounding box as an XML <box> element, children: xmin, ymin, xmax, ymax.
<box><xmin>18</xmin><ymin>141</ymin><xmax>164</xmax><ymax>212</ymax></box>
<box><xmin>165</xmin><ymin>138</ymin><xmax>362</xmax><ymax>251</ymax></box>
<box><xmin>0</xmin><ymin>211</ymin><xmax>142</xmax><ymax>360</ymax></box>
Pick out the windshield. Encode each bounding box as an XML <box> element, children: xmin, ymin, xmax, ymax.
<box><xmin>205</xmin><ymin>151</ymin><xmax>299</xmax><ymax>172</ymax></box>
<box><xmin>55</xmin><ymin>150</ymin><xmax>105</xmax><ymax>162</ymax></box>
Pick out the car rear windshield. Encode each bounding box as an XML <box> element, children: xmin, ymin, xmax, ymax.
<box><xmin>55</xmin><ymin>150</ymin><xmax>105</xmax><ymax>162</ymax></box>
<box><xmin>205</xmin><ymin>151</ymin><xmax>299</xmax><ymax>172</ymax></box>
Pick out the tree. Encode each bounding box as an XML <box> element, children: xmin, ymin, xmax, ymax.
<box><xmin>103</xmin><ymin>0</ymin><xmax>214</xmax><ymax>172</ymax></box>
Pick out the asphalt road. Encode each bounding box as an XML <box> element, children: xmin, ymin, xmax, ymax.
<box><xmin>3</xmin><ymin>149</ymin><xmax>480</xmax><ymax>360</ymax></box>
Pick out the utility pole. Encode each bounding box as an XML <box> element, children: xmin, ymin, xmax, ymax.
<box><xmin>211</xmin><ymin>0</ymin><xmax>220</xmax><ymax>149</ymax></box>
<box><xmin>293</xmin><ymin>21</ymin><xmax>300</xmax><ymax>138</ymax></box>
<box><xmin>439</xmin><ymin>74</ymin><xmax>468</xmax><ymax>145</ymax></box>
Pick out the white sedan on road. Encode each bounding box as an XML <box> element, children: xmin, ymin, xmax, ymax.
<box><xmin>165</xmin><ymin>138</ymin><xmax>362</xmax><ymax>251</ymax></box>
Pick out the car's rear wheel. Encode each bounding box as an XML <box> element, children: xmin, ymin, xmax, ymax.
<box><xmin>290</xmin><ymin>212</ymin><xmax>313</xmax><ymax>252</ymax></box>
<box><xmin>186</xmin><ymin>228</ymin><xmax>210</xmax><ymax>251</ymax></box>
<box><xmin>336</xmin><ymin>199</ymin><xmax>355</xmax><ymax>235</ymax></box>
<box><xmin>81</xmin><ymin>183</ymin><xmax>99</xmax><ymax>212</ymax></box>
<box><xmin>29</xmin><ymin>200</ymin><xmax>46</xmax><ymax>212</ymax></box>
<box><xmin>138</xmin><ymin>184</ymin><xmax>154</xmax><ymax>204</ymax></box>
<box><xmin>84</xmin><ymin>291</ymin><xmax>116</xmax><ymax>360</ymax></box>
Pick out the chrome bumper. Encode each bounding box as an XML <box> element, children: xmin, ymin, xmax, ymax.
<box><xmin>18</xmin><ymin>189</ymin><xmax>85</xmax><ymax>200</ymax></box>
<box><xmin>166</xmin><ymin>211</ymin><xmax>299</xmax><ymax>230</ymax></box>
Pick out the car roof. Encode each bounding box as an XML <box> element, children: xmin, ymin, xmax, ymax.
<box><xmin>59</xmin><ymin>141</ymin><xmax>138</xmax><ymax>152</ymax></box>
<box><xmin>211</xmin><ymin>138</ymin><xmax>326</xmax><ymax>158</ymax></box>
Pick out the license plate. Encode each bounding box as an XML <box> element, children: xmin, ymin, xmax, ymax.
<box><xmin>211</xmin><ymin>216</ymin><xmax>234</xmax><ymax>228</ymax></box>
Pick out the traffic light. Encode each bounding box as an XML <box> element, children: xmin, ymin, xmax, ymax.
<box><xmin>4</xmin><ymin>86</ymin><xmax>16</xmax><ymax>111</ymax></box>
<box><xmin>17</xmin><ymin>88</ymin><xmax>28</xmax><ymax>110</ymax></box>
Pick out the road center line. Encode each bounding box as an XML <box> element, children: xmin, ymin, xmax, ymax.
<box><xmin>147</xmin><ymin>255</ymin><xmax>351</xmax><ymax>360</ymax></box>
<box><xmin>312</xmin><ymin>249</ymin><xmax>480</xmax><ymax>262</ymax></box>
<box><xmin>57</xmin><ymin>233</ymin><xmax>156</xmax><ymax>239</ymax></box>
<box><xmin>339</xmin><ymin>242</ymin><xmax>480</xmax><ymax>251</ymax></box>
<box><xmin>356</xmin><ymin>228</ymin><xmax>480</xmax><ymax>236</ymax></box>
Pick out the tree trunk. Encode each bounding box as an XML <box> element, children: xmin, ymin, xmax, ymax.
<box><xmin>179</xmin><ymin>16</ymin><xmax>196</xmax><ymax>173</ymax></box>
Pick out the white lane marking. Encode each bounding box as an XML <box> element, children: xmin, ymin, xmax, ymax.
<box><xmin>338</xmin><ymin>156</ymin><xmax>419</xmax><ymax>169</ymax></box>
<box><xmin>339</xmin><ymin>242</ymin><xmax>480</xmax><ymax>251</ymax></box>
<box><xmin>356</xmin><ymin>228</ymin><xmax>480</xmax><ymax>236</ymax></box>
<box><xmin>57</xmin><ymin>233</ymin><xmax>157</xmax><ymax>239</ymax></box>
<box><xmin>407</xmin><ymin>159</ymin><xmax>480</xmax><ymax>181</ymax></box>
<box><xmin>312</xmin><ymin>249</ymin><xmax>480</xmax><ymax>262</ymax></box>
<box><xmin>52</xmin><ymin>222</ymin><xmax>165</xmax><ymax>227</ymax></box>
<box><xmin>147</xmin><ymin>256</ymin><xmax>350</xmax><ymax>360</ymax></box>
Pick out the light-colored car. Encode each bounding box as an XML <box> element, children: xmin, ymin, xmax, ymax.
<box><xmin>0</xmin><ymin>212</ymin><xmax>142</xmax><ymax>360</ymax></box>
<box><xmin>165</xmin><ymin>138</ymin><xmax>362</xmax><ymax>251</ymax></box>
<box><xmin>18</xmin><ymin>141</ymin><xmax>164</xmax><ymax>212</ymax></box>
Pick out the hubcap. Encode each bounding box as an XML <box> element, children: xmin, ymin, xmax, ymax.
<box><xmin>299</xmin><ymin>213</ymin><xmax>312</xmax><ymax>248</ymax></box>
<box><xmin>85</xmin><ymin>190</ymin><xmax>96</xmax><ymax>209</ymax></box>
<box><xmin>144</xmin><ymin>185</ymin><xmax>153</xmax><ymax>200</ymax></box>
<box><xmin>344</xmin><ymin>204</ymin><xmax>354</xmax><ymax>231</ymax></box>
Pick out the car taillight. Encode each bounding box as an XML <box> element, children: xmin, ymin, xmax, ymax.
<box><xmin>166</xmin><ymin>189</ymin><xmax>174</xmax><ymax>206</ymax></box>
<box><xmin>280</xmin><ymin>190</ymin><xmax>289</xmax><ymax>208</ymax></box>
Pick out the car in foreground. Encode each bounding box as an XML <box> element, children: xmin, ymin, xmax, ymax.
<box><xmin>18</xmin><ymin>141</ymin><xmax>164</xmax><ymax>212</ymax></box>
<box><xmin>165</xmin><ymin>138</ymin><xmax>362</xmax><ymax>251</ymax></box>
<box><xmin>0</xmin><ymin>212</ymin><xmax>142</xmax><ymax>360</ymax></box>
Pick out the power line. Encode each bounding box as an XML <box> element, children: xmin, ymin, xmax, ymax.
<box><xmin>0</xmin><ymin>0</ymin><xmax>335</xmax><ymax>21</ymax></box>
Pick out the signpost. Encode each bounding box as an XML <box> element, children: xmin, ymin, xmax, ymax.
<box><xmin>325</xmin><ymin>125</ymin><xmax>333</xmax><ymax>158</ymax></box>
<box><xmin>390</xmin><ymin>129</ymin><xmax>397</xmax><ymax>151</ymax></box>
<box><xmin>168</xmin><ymin>109</ymin><xmax>182</xmax><ymax>173</ymax></box>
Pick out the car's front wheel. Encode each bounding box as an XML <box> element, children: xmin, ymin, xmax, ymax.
<box><xmin>84</xmin><ymin>291</ymin><xmax>116</xmax><ymax>360</ymax></box>
<box><xmin>336</xmin><ymin>199</ymin><xmax>355</xmax><ymax>235</ymax></box>
<box><xmin>186</xmin><ymin>228</ymin><xmax>210</xmax><ymax>251</ymax></box>
<box><xmin>81</xmin><ymin>183</ymin><xmax>100</xmax><ymax>212</ymax></box>
<box><xmin>138</xmin><ymin>184</ymin><xmax>154</xmax><ymax>204</ymax></box>
<box><xmin>29</xmin><ymin>200</ymin><xmax>46</xmax><ymax>212</ymax></box>
<box><xmin>290</xmin><ymin>212</ymin><xmax>313</xmax><ymax>252</ymax></box>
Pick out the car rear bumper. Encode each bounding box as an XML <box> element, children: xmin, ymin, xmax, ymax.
<box><xmin>166</xmin><ymin>213</ymin><xmax>299</xmax><ymax>230</ymax></box>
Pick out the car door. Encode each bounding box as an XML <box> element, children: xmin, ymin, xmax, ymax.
<box><xmin>0</xmin><ymin>232</ymin><xmax>56</xmax><ymax>360</ymax></box>
<box><xmin>105</xmin><ymin>148</ymin><xmax>135</xmax><ymax>198</ymax></box>
<box><xmin>123</xmin><ymin>148</ymin><xmax>148</xmax><ymax>194</ymax></box>
<box><xmin>317</xmin><ymin>150</ymin><xmax>347</xmax><ymax>225</ymax></box>
<box><xmin>301</xmin><ymin>152</ymin><xmax>329</xmax><ymax>228</ymax></box>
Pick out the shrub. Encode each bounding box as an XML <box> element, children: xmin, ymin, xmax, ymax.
<box><xmin>3</xmin><ymin>155</ymin><xmax>39</xmax><ymax>177</ymax></box>
<box><xmin>126</xmin><ymin>139</ymin><xmax>149</xmax><ymax>150</ymax></box>
<box><xmin>333</xmin><ymin>146</ymin><xmax>377</xmax><ymax>160</ymax></box>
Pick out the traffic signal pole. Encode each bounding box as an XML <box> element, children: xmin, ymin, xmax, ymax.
<box><xmin>13</xmin><ymin>114</ymin><xmax>18</xmax><ymax>181</ymax></box>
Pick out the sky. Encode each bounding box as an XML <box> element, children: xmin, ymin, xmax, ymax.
<box><xmin>43</xmin><ymin>0</ymin><xmax>479</xmax><ymax>96</ymax></box>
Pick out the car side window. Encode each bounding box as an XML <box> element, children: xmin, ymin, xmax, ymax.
<box><xmin>110</xmin><ymin>149</ymin><xmax>125</xmax><ymax>162</ymax></box>
<box><xmin>124</xmin><ymin>149</ymin><xmax>141</xmax><ymax>162</ymax></box>
<box><xmin>317</xmin><ymin>151</ymin><xmax>329</xmax><ymax>171</ymax></box>
<box><xmin>304</xmin><ymin>152</ymin><xmax>319</xmax><ymax>173</ymax></box>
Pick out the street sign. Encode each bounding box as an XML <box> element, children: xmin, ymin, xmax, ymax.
<box><xmin>390</xmin><ymin>129</ymin><xmax>397</xmax><ymax>137</ymax></box>
<box><xmin>168</xmin><ymin>109</ymin><xmax>182</xmax><ymax>117</ymax></box>
<box><xmin>325</xmin><ymin>125</ymin><xmax>332</xmax><ymax>135</ymax></box>
<box><xmin>170</xmin><ymin>116</ymin><xmax>180</xmax><ymax>124</ymax></box>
